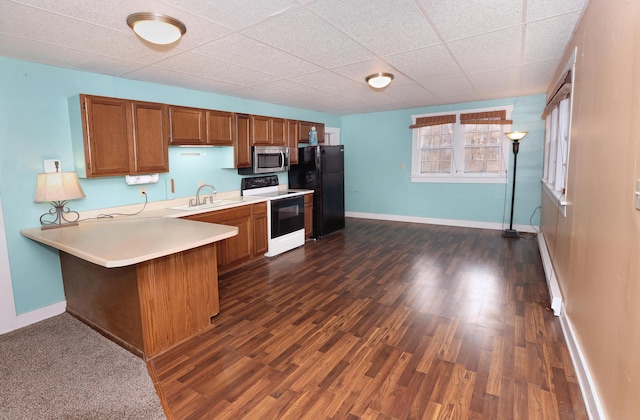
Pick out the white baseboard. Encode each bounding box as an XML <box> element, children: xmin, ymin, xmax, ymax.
<box><xmin>559</xmin><ymin>310</ymin><xmax>605</xmax><ymax>420</ymax></box>
<box><xmin>0</xmin><ymin>301</ymin><xmax>66</xmax><ymax>335</ymax></box>
<box><xmin>536</xmin><ymin>233</ymin><xmax>563</xmax><ymax>316</ymax></box>
<box><xmin>345</xmin><ymin>211</ymin><xmax>538</xmax><ymax>233</ymax></box>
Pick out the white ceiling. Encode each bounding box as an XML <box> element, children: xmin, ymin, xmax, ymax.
<box><xmin>0</xmin><ymin>0</ymin><xmax>587</xmax><ymax>115</ymax></box>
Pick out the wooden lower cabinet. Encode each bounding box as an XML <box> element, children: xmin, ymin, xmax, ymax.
<box><xmin>59</xmin><ymin>244</ymin><xmax>219</xmax><ymax>360</ymax></box>
<box><xmin>253</xmin><ymin>203</ymin><xmax>268</xmax><ymax>255</ymax></box>
<box><xmin>184</xmin><ymin>202</ymin><xmax>268</xmax><ymax>273</ymax></box>
<box><xmin>304</xmin><ymin>193</ymin><xmax>313</xmax><ymax>239</ymax></box>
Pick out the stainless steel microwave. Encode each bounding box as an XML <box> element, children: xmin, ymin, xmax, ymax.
<box><xmin>239</xmin><ymin>146</ymin><xmax>290</xmax><ymax>175</ymax></box>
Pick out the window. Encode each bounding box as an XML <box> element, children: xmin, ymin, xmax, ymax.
<box><xmin>410</xmin><ymin>106</ymin><xmax>513</xmax><ymax>183</ymax></box>
<box><xmin>541</xmin><ymin>48</ymin><xmax>575</xmax><ymax>212</ymax></box>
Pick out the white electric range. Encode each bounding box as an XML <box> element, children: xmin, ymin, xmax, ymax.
<box><xmin>241</xmin><ymin>175</ymin><xmax>308</xmax><ymax>257</ymax></box>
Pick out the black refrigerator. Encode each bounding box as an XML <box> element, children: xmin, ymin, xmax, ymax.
<box><xmin>288</xmin><ymin>145</ymin><xmax>345</xmax><ymax>239</ymax></box>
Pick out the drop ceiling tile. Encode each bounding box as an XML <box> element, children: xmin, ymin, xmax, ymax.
<box><xmin>226</xmin><ymin>87</ymin><xmax>300</xmax><ymax>105</ymax></box>
<box><xmin>330</xmin><ymin>59</ymin><xmax>411</xmax><ymax>86</ymax></box>
<box><xmin>241</xmin><ymin>7</ymin><xmax>376</xmax><ymax>68</ymax></box>
<box><xmin>0</xmin><ymin>1</ymin><xmax>185</xmax><ymax>64</ymax></box>
<box><xmin>125</xmin><ymin>66</ymin><xmax>242</xmax><ymax>93</ymax></box>
<box><xmin>342</xmin><ymin>89</ymin><xmax>402</xmax><ymax>106</ymax></box>
<box><xmin>418</xmin><ymin>0</ymin><xmax>523</xmax><ymax>41</ymax></box>
<box><xmin>524</xmin><ymin>11</ymin><xmax>582</xmax><ymax>63</ymax></box>
<box><xmin>155</xmin><ymin>52</ymin><xmax>277</xmax><ymax>87</ymax></box>
<box><xmin>308</xmin><ymin>0</ymin><xmax>440</xmax><ymax>56</ymax></box>
<box><xmin>468</xmin><ymin>66</ymin><xmax>522</xmax><ymax>92</ymax></box>
<box><xmin>527</xmin><ymin>0</ymin><xmax>588</xmax><ymax>22</ymax></box>
<box><xmin>448</xmin><ymin>26</ymin><xmax>522</xmax><ymax>74</ymax></box>
<box><xmin>522</xmin><ymin>58</ymin><xmax>561</xmax><ymax>91</ymax></box>
<box><xmin>285</xmin><ymin>95</ymin><xmax>367</xmax><ymax>112</ymax></box>
<box><xmin>193</xmin><ymin>33</ymin><xmax>322</xmax><ymax>78</ymax></box>
<box><xmin>160</xmin><ymin>0</ymin><xmax>298</xmax><ymax>30</ymax></box>
<box><xmin>421</xmin><ymin>75</ymin><xmax>476</xmax><ymax>98</ymax></box>
<box><xmin>249</xmin><ymin>79</ymin><xmax>334</xmax><ymax>100</ymax></box>
<box><xmin>0</xmin><ymin>34</ymin><xmax>141</xmax><ymax>76</ymax></box>
<box><xmin>0</xmin><ymin>0</ymin><xmax>589</xmax><ymax>115</ymax></box>
<box><xmin>383</xmin><ymin>82</ymin><xmax>439</xmax><ymax>106</ymax></box>
<box><xmin>290</xmin><ymin>71</ymin><xmax>369</xmax><ymax>94</ymax></box>
<box><xmin>9</xmin><ymin>0</ymin><xmax>230</xmax><ymax>49</ymax></box>
<box><xmin>386</xmin><ymin>44</ymin><xmax>462</xmax><ymax>82</ymax></box>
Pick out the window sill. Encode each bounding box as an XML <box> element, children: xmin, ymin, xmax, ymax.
<box><xmin>542</xmin><ymin>180</ymin><xmax>567</xmax><ymax>217</ymax></box>
<box><xmin>411</xmin><ymin>175</ymin><xmax>507</xmax><ymax>184</ymax></box>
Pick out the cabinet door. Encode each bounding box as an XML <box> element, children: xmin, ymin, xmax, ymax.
<box><xmin>271</xmin><ymin>118</ymin><xmax>287</xmax><ymax>146</ymax></box>
<box><xmin>251</xmin><ymin>115</ymin><xmax>270</xmax><ymax>145</ymax></box>
<box><xmin>252</xmin><ymin>202</ymin><xmax>268</xmax><ymax>255</ymax></box>
<box><xmin>220</xmin><ymin>214</ymin><xmax>253</xmax><ymax>267</ymax></box>
<box><xmin>304</xmin><ymin>193</ymin><xmax>313</xmax><ymax>239</ymax></box>
<box><xmin>298</xmin><ymin>121</ymin><xmax>312</xmax><ymax>144</ymax></box>
<box><xmin>81</xmin><ymin>95</ymin><xmax>132</xmax><ymax>177</ymax></box>
<box><xmin>235</xmin><ymin>113</ymin><xmax>252</xmax><ymax>168</ymax></box>
<box><xmin>131</xmin><ymin>101</ymin><xmax>170</xmax><ymax>174</ymax></box>
<box><xmin>316</xmin><ymin>123</ymin><xmax>325</xmax><ymax>145</ymax></box>
<box><xmin>184</xmin><ymin>206</ymin><xmax>253</xmax><ymax>271</ymax></box>
<box><xmin>207</xmin><ymin>110</ymin><xmax>235</xmax><ymax>146</ymax></box>
<box><xmin>169</xmin><ymin>106</ymin><xmax>206</xmax><ymax>145</ymax></box>
<box><xmin>287</xmin><ymin>120</ymin><xmax>299</xmax><ymax>165</ymax></box>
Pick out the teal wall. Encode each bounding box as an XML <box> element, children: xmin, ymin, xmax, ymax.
<box><xmin>341</xmin><ymin>95</ymin><xmax>545</xmax><ymax>226</ymax></box>
<box><xmin>0</xmin><ymin>57</ymin><xmax>338</xmax><ymax>315</ymax></box>
<box><xmin>0</xmin><ymin>56</ymin><xmax>545</xmax><ymax>317</ymax></box>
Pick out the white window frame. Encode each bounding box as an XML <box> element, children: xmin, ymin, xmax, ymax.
<box><xmin>410</xmin><ymin>105</ymin><xmax>513</xmax><ymax>184</ymax></box>
<box><xmin>542</xmin><ymin>48</ymin><xmax>576</xmax><ymax>216</ymax></box>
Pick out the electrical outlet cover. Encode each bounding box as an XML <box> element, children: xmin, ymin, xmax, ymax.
<box><xmin>43</xmin><ymin>159</ymin><xmax>60</xmax><ymax>173</ymax></box>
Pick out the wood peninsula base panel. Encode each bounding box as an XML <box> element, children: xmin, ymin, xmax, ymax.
<box><xmin>60</xmin><ymin>243</ymin><xmax>219</xmax><ymax>359</ymax></box>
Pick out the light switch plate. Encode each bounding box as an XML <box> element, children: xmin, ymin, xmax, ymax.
<box><xmin>43</xmin><ymin>159</ymin><xmax>60</xmax><ymax>173</ymax></box>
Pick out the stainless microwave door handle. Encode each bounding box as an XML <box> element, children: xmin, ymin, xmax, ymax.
<box><xmin>279</xmin><ymin>151</ymin><xmax>285</xmax><ymax>171</ymax></box>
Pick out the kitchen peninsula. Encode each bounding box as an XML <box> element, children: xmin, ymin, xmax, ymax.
<box><xmin>21</xmin><ymin>217</ymin><xmax>237</xmax><ymax>359</ymax></box>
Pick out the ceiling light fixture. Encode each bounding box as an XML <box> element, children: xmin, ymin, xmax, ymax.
<box><xmin>127</xmin><ymin>12</ymin><xmax>186</xmax><ymax>45</ymax></box>
<box><xmin>366</xmin><ymin>73</ymin><xmax>394</xmax><ymax>89</ymax></box>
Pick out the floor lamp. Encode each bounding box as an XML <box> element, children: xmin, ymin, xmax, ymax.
<box><xmin>503</xmin><ymin>131</ymin><xmax>528</xmax><ymax>238</ymax></box>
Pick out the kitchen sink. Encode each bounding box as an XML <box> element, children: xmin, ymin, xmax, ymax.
<box><xmin>168</xmin><ymin>200</ymin><xmax>243</xmax><ymax>211</ymax></box>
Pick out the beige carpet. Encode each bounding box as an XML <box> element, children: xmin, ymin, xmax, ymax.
<box><xmin>0</xmin><ymin>313</ymin><xmax>165</xmax><ymax>420</ymax></box>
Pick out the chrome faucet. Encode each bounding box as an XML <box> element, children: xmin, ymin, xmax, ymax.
<box><xmin>189</xmin><ymin>184</ymin><xmax>217</xmax><ymax>206</ymax></box>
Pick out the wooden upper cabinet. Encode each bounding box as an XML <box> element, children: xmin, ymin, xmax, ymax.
<box><xmin>271</xmin><ymin>118</ymin><xmax>287</xmax><ymax>146</ymax></box>
<box><xmin>287</xmin><ymin>119</ymin><xmax>299</xmax><ymax>165</ymax></box>
<box><xmin>207</xmin><ymin>110</ymin><xmax>235</xmax><ymax>146</ymax></box>
<box><xmin>298</xmin><ymin>121</ymin><xmax>312</xmax><ymax>144</ymax></box>
<box><xmin>131</xmin><ymin>101</ymin><xmax>169</xmax><ymax>174</ymax></box>
<box><xmin>82</xmin><ymin>95</ymin><xmax>132</xmax><ymax>177</ymax></box>
<box><xmin>316</xmin><ymin>123</ymin><xmax>325</xmax><ymax>144</ymax></box>
<box><xmin>298</xmin><ymin>121</ymin><xmax>325</xmax><ymax>144</ymax></box>
<box><xmin>235</xmin><ymin>113</ymin><xmax>252</xmax><ymax>168</ymax></box>
<box><xmin>168</xmin><ymin>106</ymin><xmax>206</xmax><ymax>145</ymax></box>
<box><xmin>251</xmin><ymin>115</ymin><xmax>270</xmax><ymax>146</ymax></box>
<box><xmin>80</xmin><ymin>94</ymin><xmax>169</xmax><ymax>177</ymax></box>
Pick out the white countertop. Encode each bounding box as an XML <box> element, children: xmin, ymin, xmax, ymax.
<box><xmin>21</xmin><ymin>217</ymin><xmax>238</xmax><ymax>268</ymax></box>
<box><xmin>21</xmin><ymin>189</ymin><xmax>314</xmax><ymax>268</ymax></box>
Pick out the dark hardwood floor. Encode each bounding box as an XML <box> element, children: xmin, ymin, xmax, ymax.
<box><xmin>148</xmin><ymin>218</ymin><xmax>587</xmax><ymax>419</ymax></box>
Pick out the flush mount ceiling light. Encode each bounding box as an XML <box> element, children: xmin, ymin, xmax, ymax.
<box><xmin>127</xmin><ymin>12</ymin><xmax>186</xmax><ymax>45</ymax></box>
<box><xmin>366</xmin><ymin>72</ymin><xmax>394</xmax><ymax>89</ymax></box>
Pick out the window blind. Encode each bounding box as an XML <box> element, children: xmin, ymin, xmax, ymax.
<box><xmin>541</xmin><ymin>70</ymin><xmax>572</xmax><ymax>119</ymax></box>
<box><xmin>459</xmin><ymin>110</ymin><xmax>512</xmax><ymax>125</ymax></box>
<box><xmin>409</xmin><ymin>114</ymin><xmax>456</xmax><ymax>129</ymax></box>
